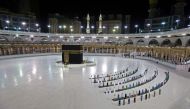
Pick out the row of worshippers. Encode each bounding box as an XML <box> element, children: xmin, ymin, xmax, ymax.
<box><xmin>112</xmin><ymin>71</ymin><xmax>169</xmax><ymax>106</ymax></box>
<box><xmin>92</xmin><ymin>68</ymin><xmax>138</xmax><ymax>83</ymax></box>
<box><xmin>90</xmin><ymin>68</ymin><xmax>129</xmax><ymax>79</ymax></box>
<box><xmin>104</xmin><ymin>70</ymin><xmax>157</xmax><ymax>94</ymax></box>
<box><xmin>117</xmin><ymin>89</ymin><xmax>161</xmax><ymax>106</ymax></box>
<box><xmin>99</xmin><ymin>68</ymin><xmax>147</xmax><ymax>88</ymax></box>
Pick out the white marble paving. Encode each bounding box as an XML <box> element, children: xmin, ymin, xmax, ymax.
<box><xmin>0</xmin><ymin>55</ymin><xmax>190</xmax><ymax>109</ymax></box>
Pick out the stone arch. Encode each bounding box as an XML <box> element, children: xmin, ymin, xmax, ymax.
<box><xmin>125</xmin><ymin>39</ymin><xmax>133</xmax><ymax>45</ymax></box>
<box><xmin>174</xmin><ymin>39</ymin><xmax>182</xmax><ymax>47</ymax></box>
<box><xmin>186</xmin><ymin>39</ymin><xmax>190</xmax><ymax>46</ymax></box>
<box><xmin>0</xmin><ymin>36</ymin><xmax>9</xmax><ymax>42</ymax></box>
<box><xmin>136</xmin><ymin>39</ymin><xmax>145</xmax><ymax>45</ymax></box>
<box><xmin>149</xmin><ymin>39</ymin><xmax>159</xmax><ymax>46</ymax></box>
<box><xmin>84</xmin><ymin>38</ymin><xmax>91</xmax><ymax>42</ymax></box>
<box><xmin>0</xmin><ymin>47</ymin><xmax>3</xmax><ymax>55</ymax></box>
<box><xmin>35</xmin><ymin>37</ymin><xmax>49</xmax><ymax>43</ymax></box>
<box><xmin>13</xmin><ymin>37</ymin><xmax>25</xmax><ymax>42</ymax></box>
<box><xmin>96</xmin><ymin>38</ymin><xmax>100</xmax><ymax>42</ymax></box>
<box><xmin>161</xmin><ymin>39</ymin><xmax>172</xmax><ymax>46</ymax></box>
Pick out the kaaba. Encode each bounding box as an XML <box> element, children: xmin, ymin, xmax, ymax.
<box><xmin>62</xmin><ymin>45</ymin><xmax>83</xmax><ymax>64</ymax></box>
